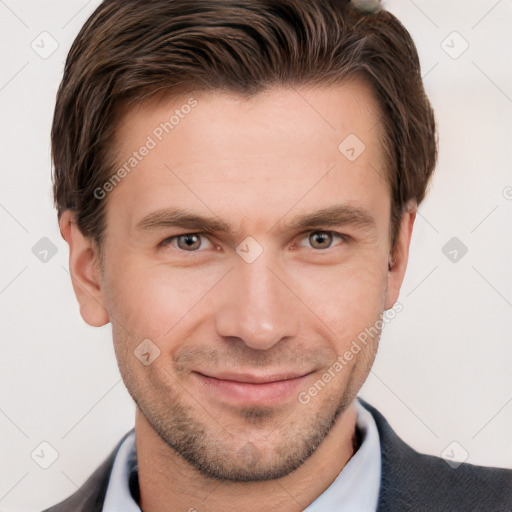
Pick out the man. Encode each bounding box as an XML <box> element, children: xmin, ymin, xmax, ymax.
<box><xmin>44</xmin><ymin>0</ymin><xmax>512</xmax><ymax>510</ymax></box>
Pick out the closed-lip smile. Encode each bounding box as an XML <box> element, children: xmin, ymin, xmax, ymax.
<box><xmin>192</xmin><ymin>370</ymin><xmax>314</xmax><ymax>405</ymax></box>
<box><xmin>196</xmin><ymin>371</ymin><xmax>312</xmax><ymax>384</ymax></box>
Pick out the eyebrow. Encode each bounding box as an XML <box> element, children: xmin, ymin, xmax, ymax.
<box><xmin>135</xmin><ymin>204</ymin><xmax>377</xmax><ymax>235</ymax></box>
<box><xmin>136</xmin><ymin>208</ymin><xmax>233</xmax><ymax>233</ymax></box>
<box><xmin>284</xmin><ymin>204</ymin><xmax>377</xmax><ymax>233</ymax></box>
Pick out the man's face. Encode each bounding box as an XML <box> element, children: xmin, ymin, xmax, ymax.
<box><xmin>84</xmin><ymin>81</ymin><xmax>407</xmax><ymax>480</ymax></box>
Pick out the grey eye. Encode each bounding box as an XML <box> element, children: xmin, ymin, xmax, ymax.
<box><xmin>177</xmin><ymin>233</ymin><xmax>202</xmax><ymax>251</ymax></box>
<box><xmin>309</xmin><ymin>231</ymin><xmax>333</xmax><ymax>249</ymax></box>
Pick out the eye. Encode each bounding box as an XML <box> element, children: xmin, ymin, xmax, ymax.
<box><xmin>300</xmin><ymin>230</ymin><xmax>347</xmax><ymax>250</ymax></box>
<box><xmin>161</xmin><ymin>233</ymin><xmax>214</xmax><ymax>252</ymax></box>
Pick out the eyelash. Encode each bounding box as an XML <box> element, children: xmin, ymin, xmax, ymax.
<box><xmin>160</xmin><ymin>230</ymin><xmax>349</xmax><ymax>252</ymax></box>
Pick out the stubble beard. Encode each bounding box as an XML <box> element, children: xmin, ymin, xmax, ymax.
<box><xmin>130</xmin><ymin>366</ymin><xmax>358</xmax><ymax>482</ymax></box>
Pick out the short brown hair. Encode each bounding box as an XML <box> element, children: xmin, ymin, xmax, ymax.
<box><xmin>52</xmin><ymin>0</ymin><xmax>437</xmax><ymax>248</ymax></box>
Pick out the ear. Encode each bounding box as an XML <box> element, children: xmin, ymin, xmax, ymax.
<box><xmin>384</xmin><ymin>204</ymin><xmax>416</xmax><ymax>310</ymax></box>
<box><xmin>59</xmin><ymin>210</ymin><xmax>109</xmax><ymax>327</ymax></box>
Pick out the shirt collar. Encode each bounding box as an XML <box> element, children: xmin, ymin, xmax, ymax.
<box><xmin>102</xmin><ymin>397</ymin><xmax>381</xmax><ymax>512</ymax></box>
<box><xmin>305</xmin><ymin>398</ymin><xmax>381</xmax><ymax>511</ymax></box>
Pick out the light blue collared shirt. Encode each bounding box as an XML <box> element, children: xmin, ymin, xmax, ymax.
<box><xmin>102</xmin><ymin>397</ymin><xmax>381</xmax><ymax>511</ymax></box>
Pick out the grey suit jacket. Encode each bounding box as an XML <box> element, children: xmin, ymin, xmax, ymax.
<box><xmin>41</xmin><ymin>399</ymin><xmax>512</xmax><ymax>511</ymax></box>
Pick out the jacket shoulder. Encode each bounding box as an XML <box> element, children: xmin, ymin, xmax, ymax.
<box><xmin>40</xmin><ymin>430</ymin><xmax>133</xmax><ymax>512</ymax></box>
<box><xmin>381</xmin><ymin>440</ymin><xmax>512</xmax><ymax>511</ymax></box>
<box><xmin>358</xmin><ymin>398</ymin><xmax>512</xmax><ymax>512</ymax></box>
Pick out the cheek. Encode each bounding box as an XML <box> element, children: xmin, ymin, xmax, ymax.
<box><xmin>288</xmin><ymin>259</ymin><xmax>388</xmax><ymax>346</ymax></box>
<box><xmin>104</xmin><ymin>258</ymin><xmax>224</xmax><ymax>341</ymax></box>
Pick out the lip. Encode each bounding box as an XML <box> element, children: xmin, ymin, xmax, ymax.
<box><xmin>199</xmin><ymin>371</ymin><xmax>310</xmax><ymax>384</ymax></box>
<box><xmin>193</xmin><ymin>371</ymin><xmax>313</xmax><ymax>405</ymax></box>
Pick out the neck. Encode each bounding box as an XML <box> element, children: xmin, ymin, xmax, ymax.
<box><xmin>135</xmin><ymin>400</ymin><xmax>358</xmax><ymax>512</ymax></box>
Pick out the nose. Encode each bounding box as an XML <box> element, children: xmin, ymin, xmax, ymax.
<box><xmin>214</xmin><ymin>251</ymin><xmax>300</xmax><ymax>351</ymax></box>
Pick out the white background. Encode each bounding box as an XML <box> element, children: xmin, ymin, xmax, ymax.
<box><xmin>1</xmin><ymin>1</ymin><xmax>511</xmax><ymax>510</ymax></box>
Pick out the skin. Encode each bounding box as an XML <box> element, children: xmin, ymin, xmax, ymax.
<box><xmin>60</xmin><ymin>80</ymin><xmax>416</xmax><ymax>512</ymax></box>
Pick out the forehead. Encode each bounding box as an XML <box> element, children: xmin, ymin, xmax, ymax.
<box><xmin>107</xmin><ymin>81</ymin><xmax>390</xmax><ymax>236</ymax></box>
<box><xmin>115</xmin><ymin>80</ymin><xmax>384</xmax><ymax>159</ymax></box>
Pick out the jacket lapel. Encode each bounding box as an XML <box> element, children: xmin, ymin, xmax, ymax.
<box><xmin>358</xmin><ymin>397</ymin><xmax>512</xmax><ymax>512</ymax></box>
